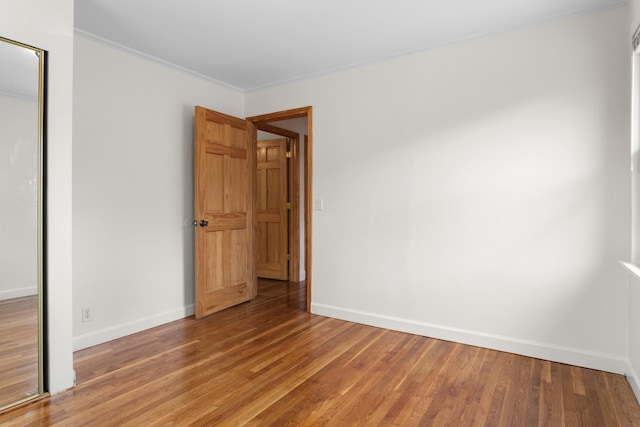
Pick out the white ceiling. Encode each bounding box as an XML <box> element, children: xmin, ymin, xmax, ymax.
<box><xmin>75</xmin><ymin>0</ymin><xmax>627</xmax><ymax>92</ymax></box>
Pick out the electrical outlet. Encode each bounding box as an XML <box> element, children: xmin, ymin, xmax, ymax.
<box><xmin>81</xmin><ymin>307</ymin><xmax>92</xmax><ymax>322</ymax></box>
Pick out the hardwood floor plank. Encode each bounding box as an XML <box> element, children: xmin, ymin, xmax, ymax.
<box><xmin>525</xmin><ymin>358</ymin><xmax>542</xmax><ymax>426</ymax></box>
<box><xmin>571</xmin><ymin>365</ymin><xmax>587</xmax><ymax>396</ymax></box>
<box><xmin>390</xmin><ymin>340</ymin><xmax>461</xmax><ymax>426</ymax></box>
<box><xmin>501</xmin><ymin>355</ymin><xmax>531</xmax><ymax>427</ymax></box>
<box><xmin>249</xmin><ymin>327</ymin><xmax>383</xmax><ymax>425</ymax></box>
<box><xmin>365</xmin><ymin>337</ymin><xmax>436</xmax><ymax>425</ymax></box>
<box><xmin>204</xmin><ymin>325</ymin><xmax>369</xmax><ymax>425</ymax></box>
<box><xmin>1</xmin><ymin>280</ymin><xmax>640</xmax><ymax>426</ymax></box>
<box><xmin>464</xmin><ymin>349</ymin><xmax>501</xmax><ymax>426</ymax></box>
<box><xmin>325</xmin><ymin>333</ymin><xmax>428</xmax><ymax>426</ymax></box>
<box><xmin>416</xmin><ymin>343</ymin><xmax>474</xmax><ymax>425</ymax></box>
<box><xmin>576</xmin><ymin>368</ymin><xmax>607</xmax><ymax>427</ymax></box>
<box><xmin>560</xmin><ymin>363</ymin><xmax>580</xmax><ymax>427</ymax></box>
<box><xmin>484</xmin><ymin>383</ymin><xmax>507</xmax><ymax>427</ymax></box>
<box><xmin>0</xmin><ymin>296</ymin><xmax>39</xmax><ymax>410</ymax></box>
<box><xmin>610</xmin><ymin>374</ymin><xmax>640</xmax><ymax>426</ymax></box>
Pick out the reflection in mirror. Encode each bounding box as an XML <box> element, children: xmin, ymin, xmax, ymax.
<box><xmin>0</xmin><ymin>36</ymin><xmax>44</xmax><ymax>411</ymax></box>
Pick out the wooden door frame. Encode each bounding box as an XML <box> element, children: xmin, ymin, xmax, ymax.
<box><xmin>247</xmin><ymin>107</ymin><xmax>312</xmax><ymax>312</ymax></box>
<box><xmin>256</xmin><ymin>123</ymin><xmax>300</xmax><ymax>282</ymax></box>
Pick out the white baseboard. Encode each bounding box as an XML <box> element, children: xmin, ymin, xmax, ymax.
<box><xmin>0</xmin><ymin>286</ymin><xmax>37</xmax><ymax>301</ymax></box>
<box><xmin>311</xmin><ymin>302</ymin><xmax>627</xmax><ymax>375</ymax></box>
<box><xmin>73</xmin><ymin>304</ymin><xmax>195</xmax><ymax>351</ymax></box>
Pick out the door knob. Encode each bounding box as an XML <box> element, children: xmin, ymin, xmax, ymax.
<box><xmin>199</xmin><ymin>220</ymin><xmax>209</xmax><ymax>227</ymax></box>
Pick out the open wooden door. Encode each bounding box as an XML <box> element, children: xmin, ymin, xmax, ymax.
<box><xmin>194</xmin><ymin>106</ymin><xmax>256</xmax><ymax>319</ymax></box>
<box><xmin>256</xmin><ymin>138</ymin><xmax>289</xmax><ymax>280</ymax></box>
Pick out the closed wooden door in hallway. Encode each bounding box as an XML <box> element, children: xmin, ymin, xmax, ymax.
<box><xmin>256</xmin><ymin>138</ymin><xmax>289</xmax><ymax>280</ymax></box>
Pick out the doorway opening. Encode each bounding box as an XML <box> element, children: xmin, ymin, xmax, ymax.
<box><xmin>255</xmin><ymin>125</ymin><xmax>299</xmax><ymax>282</ymax></box>
<box><xmin>247</xmin><ymin>107</ymin><xmax>312</xmax><ymax>312</ymax></box>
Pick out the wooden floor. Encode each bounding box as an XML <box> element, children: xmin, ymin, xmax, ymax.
<box><xmin>0</xmin><ymin>295</ymin><xmax>39</xmax><ymax>410</ymax></box>
<box><xmin>1</xmin><ymin>280</ymin><xmax>640</xmax><ymax>426</ymax></box>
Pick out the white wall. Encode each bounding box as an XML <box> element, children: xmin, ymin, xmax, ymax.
<box><xmin>246</xmin><ymin>6</ymin><xmax>631</xmax><ymax>373</ymax></box>
<box><xmin>72</xmin><ymin>34</ymin><xmax>244</xmax><ymax>350</ymax></box>
<box><xmin>0</xmin><ymin>0</ymin><xmax>75</xmax><ymax>394</ymax></box>
<box><xmin>0</xmin><ymin>95</ymin><xmax>38</xmax><ymax>299</ymax></box>
<box><xmin>628</xmin><ymin>0</ymin><xmax>640</xmax><ymax>401</ymax></box>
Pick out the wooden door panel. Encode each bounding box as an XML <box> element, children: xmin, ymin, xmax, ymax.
<box><xmin>267</xmin><ymin>168</ymin><xmax>281</xmax><ymax>210</ymax></box>
<box><xmin>205</xmin><ymin>119</ymin><xmax>222</xmax><ymax>137</ymax></box>
<box><xmin>200</xmin><ymin>283</ymin><xmax>249</xmax><ymax>315</ymax></box>
<box><xmin>257</xmin><ymin>169</ymin><xmax>267</xmax><ymax>209</ymax></box>
<box><xmin>206</xmin><ymin>213</ymin><xmax>247</xmax><ymax>231</ymax></box>
<box><xmin>228</xmin><ymin>156</ymin><xmax>248</xmax><ymax>212</ymax></box>
<box><xmin>257</xmin><ymin>222</ymin><xmax>267</xmax><ymax>264</ymax></box>
<box><xmin>195</xmin><ymin>106</ymin><xmax>256</xmax><ymax>318</ymax></box>
<box><xmin>228</xmin><ymin>229</ymin><xmax>248</xmax><ymax>284</ymax></box>
<box><xmin>228</xmin><ymin>125</ymin><xmax>246</xmax><ymax>148</ymax></box>
<box><xmin>256</xmin><ymin>139</ymin><xmax>288</xmax><ymax>280</ymax></box>
<box><xmin>203</xmin><ymin>231</ymin><xmax>223</xmax><ymax>291</ymax></box>
<box><xmin>203</xmin><ymin>153</ymin><xmax>224</xmax><ymax>213</ymax></box>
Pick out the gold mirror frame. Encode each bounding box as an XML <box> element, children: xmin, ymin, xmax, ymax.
<box><xmin>0</xmin><ymin>35</ymin><xmax>45</xmax><ymax>412</ymax></box>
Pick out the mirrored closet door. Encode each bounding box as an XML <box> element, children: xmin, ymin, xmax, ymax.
<box><xmin>0</xmin><ymin>36</ymin><xmax>45</xmax><ymax>411</ymax></box>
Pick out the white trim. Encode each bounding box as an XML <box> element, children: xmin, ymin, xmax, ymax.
<box><xmin>311</xmin><ymin>302</ymin><xmax>627</xmax><ymax>374</ymax></box>
<box><xmin>73</xmin><ymin>304</ymin><xmax>194</xmax><ymax>351</ymax></box>
<box><xmin>0</xmin><ymin>286</ymin><xmax>37</xmax><ymax>300</ymax></box>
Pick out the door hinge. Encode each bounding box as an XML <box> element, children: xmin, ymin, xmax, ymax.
<box><xmin>287</xmin><ymin>254</ymin><xmax>290</xmax><ymax>261</ymax></box>
<box><xmin>285</xmin><ymin>151</ymin><xmax>292</xmax><ymax>158</ymax></box>
<box><xmin>286</xmin><ymin>202</ymin><xmax>291</xmax><ymax>210</ymax></box>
